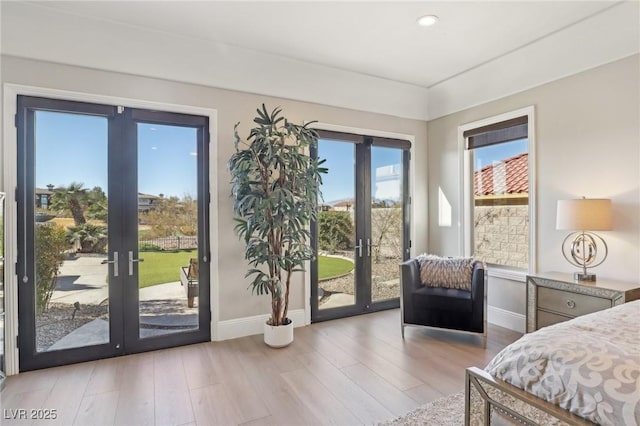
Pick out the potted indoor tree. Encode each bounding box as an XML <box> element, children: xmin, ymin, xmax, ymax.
<box><xmin>229</xmin><ymin>104</ymin><xmax>325</xmax><ymax>347</ymax></box>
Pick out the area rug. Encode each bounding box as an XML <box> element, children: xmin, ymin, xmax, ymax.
<box><xmin>381</xmin><ymin>391</ymin><xmax>464</xmax><ymax>426</ymax></box>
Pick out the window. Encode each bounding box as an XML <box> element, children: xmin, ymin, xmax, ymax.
<box><xmin>461</xmin><ymin>109</ymin><xmax>534</xmax><ymax>272</ymax></box>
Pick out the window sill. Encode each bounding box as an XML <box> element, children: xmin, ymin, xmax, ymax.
<box><xmin>486</xmin><ymin>267</ymin><xmax>527</xmax><ymax>283</ymax></box>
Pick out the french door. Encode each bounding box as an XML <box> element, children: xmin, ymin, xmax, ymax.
<box><xmin>311</xmin><ymin>131</ymin><xmax>410</xmax><ymax>322</ymax></box>
<box><xmin>17</xmin><ymin>96</ymin><xmax>210</xmax><ymax>371</ymax></box>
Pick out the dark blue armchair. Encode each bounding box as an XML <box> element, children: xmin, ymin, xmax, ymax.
<box><xmin>400</xmin><ymin>258</ymin><xmax>487</xmax><ymax>347</ymax></box>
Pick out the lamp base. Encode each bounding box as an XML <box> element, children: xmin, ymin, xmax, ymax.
<box><xmin>574</xmin><ymin>272</ymin><xmax>596</xmax><ymax>282</ymax></box>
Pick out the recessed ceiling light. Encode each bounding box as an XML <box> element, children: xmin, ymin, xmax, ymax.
<box><xmin>417</xmin><ymin>15</ymin><xmax>439</xmax><ymax>27</ymax></box>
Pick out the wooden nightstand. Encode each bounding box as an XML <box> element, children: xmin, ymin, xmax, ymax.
<box><xmin>526</xmin><ymin>272</ymin><xmax>640</xmax><ymax>333</ymax></box>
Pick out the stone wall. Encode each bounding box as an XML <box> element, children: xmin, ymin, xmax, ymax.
<box><xmin>474</xmin><ymin>205</ymin><xmax>528</xmax><ymax>269</ymax></box>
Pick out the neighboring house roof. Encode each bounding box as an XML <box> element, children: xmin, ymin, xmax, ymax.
<box><xmin>332</xmin><ymin>199</ymin><xmax>354</xmax><ymax>207</ymax></box>
<box><xmin>138</xmin><ymin>193</ymin><xmax>160</xmax><ymax>199</ymax></box>
<box><xmin>474</xmin><ymin>153</ymin><xmax>528</xmax><ymax>196</ymax></box>
<box><xmin>35</xmin><ymin>187</ymin><xmax>54</xmax><ymax>195</ymax></box>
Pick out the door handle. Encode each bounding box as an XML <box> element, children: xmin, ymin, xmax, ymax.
<box><xmin>128</xmin><ymin>251</ymin><xmax>144</xmax><ymax>276</ymax></box>
<box><xmin>354</xmin><ymin>239</ymin><xmax>363</xmax><ymax>257</ymax></box>
<box><xmin>101</xmin><ymin>251</ymin><xmax>119</xmax><ymax>277</ymax></box>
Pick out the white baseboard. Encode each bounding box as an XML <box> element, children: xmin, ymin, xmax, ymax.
<box><xmin>487</xmin><ymin>305</ymin><xmax>525</xmax><ymax>333</ymax></box>
<box><xmin>215</xmin><ymin>309</ymin><xmax>306</xmax><ymax>341</ymax></box>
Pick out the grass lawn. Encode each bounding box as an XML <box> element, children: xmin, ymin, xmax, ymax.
<box><xmin>318</xmin><ymin>255</ymin><xmax>353</xmax><ymax>281</ymax></box>
<box><xmin>139</xmin><ymin>249</ymin><xmax>197</xmax><ymax>288</ymax></box>
<box><xmin>137</xmin><ymin>251</ymin><xmax>351</xmax><ymax>287</ymax></box>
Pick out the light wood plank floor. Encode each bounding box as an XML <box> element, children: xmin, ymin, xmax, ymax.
<box><xmin>1</xmin><ymin>309</ymin><xmax>522</xmax><ymax>426</ymax></box>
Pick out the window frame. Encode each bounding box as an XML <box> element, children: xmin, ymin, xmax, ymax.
<box><xmin>458</xmin><ymin>106</ymin><xmax>536</xmax><ymax>281</ymax></box>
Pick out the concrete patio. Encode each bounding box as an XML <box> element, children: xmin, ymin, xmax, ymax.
<box><xmin>40</xmin><ymin>255</ymin><xmax>199</xmax><ymax>351</ymax></box>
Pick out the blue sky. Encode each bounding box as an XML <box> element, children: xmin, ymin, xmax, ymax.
<box><xmin>35</xmin><ymin>111</ymin><xmax>108</xmax><ymax>190</ymax></box>
<box><xmin>35</xmin><ymin>111</ymin><xmax>197</xmax><ymax>198</ymax></box>
<box><xmin>137</xmin><ymin>123</ymin><xmax>197</xmax><ymax>197</ymax></box>
<box><xmin>473</xmin><ymin>139</ymin><xmax>528</xmax><ymax>170</ymax></box>
<box><xmin>318</xmin><ymin>140</ymin><xmax>354</xmax><ymax>203</ymax></box>
<box><xmin>318</xmin><ymin>140</ymin><xmax>402</xmax><ymax>204</ymax></box>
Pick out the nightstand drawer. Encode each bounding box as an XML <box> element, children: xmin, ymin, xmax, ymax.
<box><xmin>537</xmin><ymin>310</ymin><xmax>571</xmax><ymax>329</ymax></box>
<box><xmin>538</xmin><ymin>286</ymin><xmax>611</xmax><ymax>317</ymax></box>
<box><xmin>527</xmin><ymin>273</ymin><xmax>640</xmax><ymax>333</ymax></box>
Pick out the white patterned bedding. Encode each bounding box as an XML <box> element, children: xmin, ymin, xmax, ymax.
<box><xmin>485</xmin><ymin>300</ymin><xmax>640</xmax><ymax>426</ymax></box>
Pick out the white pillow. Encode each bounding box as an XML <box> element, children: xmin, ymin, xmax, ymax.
<box><xmin>417</xmin><ymin>254</ymin><xmax>474</xmax><ymax>291</ymax></box>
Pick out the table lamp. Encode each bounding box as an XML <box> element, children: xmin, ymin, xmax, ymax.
<box><xmin>556</xmin><ymin>197</ymin><xmax>612</xmax><ymax>281</ymax></box>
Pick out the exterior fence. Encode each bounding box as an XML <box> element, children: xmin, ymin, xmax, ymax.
<box><xmin>139</xmin><ymin>236</ymin><xmax>198</xmax><ymax>251</ymax></box>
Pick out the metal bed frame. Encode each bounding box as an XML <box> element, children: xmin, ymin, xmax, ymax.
<box><xmin>465</xmin><ymin>367</ymin><xmax>594</xmax><ymax>426</ymax></box>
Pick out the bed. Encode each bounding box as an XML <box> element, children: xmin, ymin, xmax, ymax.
<box><xmin>465</xmin><ymin>299</ymin><xmax>640</xmax><ymax>425</ymax></box>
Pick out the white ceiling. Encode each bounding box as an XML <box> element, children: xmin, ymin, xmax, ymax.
<box><xmin>2</xmin><ymin>1</ymin><xmax>639</xmax><ymax>119</ymax></box>
<box><xmin>17</xmin><ymin>1</ymin><xmax>623</xmax><ymax>87</ymax></box>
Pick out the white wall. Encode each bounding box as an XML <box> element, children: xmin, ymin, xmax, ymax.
<box><xmin>427</xmin><ymin>55</ymin><xmax>640</xmax><ymax>324</ymax></box>
<box><xmin>1</xmin><ymin>55</ymin><xmax>429</xmax><ymax>325</ymax></box>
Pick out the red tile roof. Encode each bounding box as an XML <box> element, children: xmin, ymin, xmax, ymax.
<box><xmin>474</xmin><ymin>153</ymin><xmax>528</xmax><ymax>196</ymax></box>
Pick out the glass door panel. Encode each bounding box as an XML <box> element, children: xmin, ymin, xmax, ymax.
<box><xmin>120</xmin><ymin>108</ymin><xmax>210</xmax><ymax>355</ymax></box>
<box><xmin>136</xmin><ymin>123</ymin><xmax>199</xmax><ymax>338</ymax></box>
<box><xmin>371</xmin><ymin>146</ymin><xmax>404</xmax><ymax>303</ymax></box>
<box><xmin>316</xmin><ymin>140</ymin><xmax>357</xmax><ymax>311</ymax></box>
<box><xmin>312</xmin><ymin>133</ymin><xmax>409</xmax><ymax>323</ymax></box>
<box><xmin>33</xmin><ymin>111</ymin><xmax>111</xmax><ymax>352</ymax></box>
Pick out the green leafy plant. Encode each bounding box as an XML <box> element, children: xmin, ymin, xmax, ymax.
<box><xmin>229</xmin><ymin>105</ymin><xmax>326</xmax><ymax>327</ymax></box>
<box><xmin>142</xmin><ymin>195</ymin><xmax>198</xmax><ymax>238</ymax></box>
<box><xmin>49</xmin><ymin>182</ymin><xmax>108</xmax><ymax>224</ymax></box>
<box><xmin>139</xmin><ymin>242</ymin><xmax>162</xmax><ymax>252</ymax></box>
<box><xmin>86</xmin><ymin>186</ymin><xmax>109</xmax><ymax>222</ymax></box>
<box><xmin>318</xmin><ymin>211</ymin><xmax>353</xmax><ymax>253</ymax></box>
<box><xmin>35</xmin><ymin>223</ymin><xmax>69</xmax><ymax>312</ymax></box>
<box><xmin>50</xmin><ymin>182</ymin><xmax>88</xmax><ymax>225</ymax></box>
<box><xmin>67</xmin><ymin>223</ymin><xmax>108</xmax><ymax>253</ymax></box>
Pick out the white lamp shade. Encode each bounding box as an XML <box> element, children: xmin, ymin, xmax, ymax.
<box><xmin>556</xmin><ymin>199</ymin><xmax>612</xmax><ymax>231</ymax></box>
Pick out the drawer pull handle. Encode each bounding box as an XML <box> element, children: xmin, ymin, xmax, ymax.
<box><xmin>566</xmin><ymin>299</ymin><xmax>576</xmax><ymax>309</ymax></box>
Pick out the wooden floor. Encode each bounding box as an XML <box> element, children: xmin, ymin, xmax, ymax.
<box><xmin>1</xmin><ymin>309</ymin><xmax>522</xmax><ymax>426</ymax></box>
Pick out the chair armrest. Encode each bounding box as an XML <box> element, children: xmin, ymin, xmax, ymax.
<box><xmin>471</xmin><ymin>261</ymin><xmax>485</xmax><ymax>302</ymax></box>
<box><xmin>470</xmin><ymin>261</ymin><xmax>486</xmax><ymax>332</ymax></box>
<box><xmin>400</xmin><ymin>258</ymin><xmax>421</xmax><ymax>322</ymax></box>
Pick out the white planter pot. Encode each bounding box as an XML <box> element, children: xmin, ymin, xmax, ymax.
<box><xmin>264</xmin><ymin>319</ymin><xmax>294</xmax><ymax>348</ymax></box>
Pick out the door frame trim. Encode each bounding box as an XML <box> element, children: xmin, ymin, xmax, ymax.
<box><xmin>307</xmin><ymin>122</ymin><xmax>416</xmax><ymax>326</ymax></box>
<box><xmin>2</xmin><ymin>83</ymin><xmax>219</xmax><ymax>375</ymax></box>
